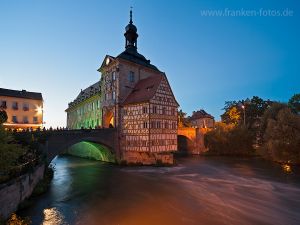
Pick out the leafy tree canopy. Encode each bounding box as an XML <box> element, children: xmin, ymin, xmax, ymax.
<box><xmin>288</xmin><ymin>93</ymin><xmax>300</xmax><ymax>115</ymax></box>
<box><xmin>0</xmin><ymin>109</ymin><xmax>7</xmax><ymax>124</ymax></box>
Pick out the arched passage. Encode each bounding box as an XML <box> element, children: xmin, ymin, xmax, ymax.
<box><xmin>177</xmin><ymin>135</ymin><xmax>194</xmax><ymax>155</ymax></box>
<box><xmin>103</xmin><ymin>110</ymin><xmax>114</xmax><ymax>128</ymax></box>
<box><xmin>66</xmin><ymin>141</ymin><xmax>116</xmax><ymax>163</ymax></box>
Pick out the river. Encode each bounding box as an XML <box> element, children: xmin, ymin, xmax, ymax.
<box><xmin>19</xmin><ymin>156</ymin><xmax>300</xmax><ymax>225</ymax></box>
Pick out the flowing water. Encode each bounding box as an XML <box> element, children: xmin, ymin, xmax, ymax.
<box><xmin>19</xmin><ymin>156</ymin><xmax>300</xmax><ymax>225</ymax></box>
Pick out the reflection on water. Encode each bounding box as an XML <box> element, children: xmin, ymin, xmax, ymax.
<box><xmin>43</xmin><ymin>208</ymin><xmax>65</xmax><ymax>225</ymax></box>
<box><xmin>19</xmin><ymin>156</ymin><xmax>300</xmax><ymax>225</ymax></box>
<box><xmin>282</xmin><ymin>164</ymin><xmax>292</xmax><ymax>173</ymax></box>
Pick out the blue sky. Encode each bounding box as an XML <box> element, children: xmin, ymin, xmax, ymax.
<box><xmin>0</xmin><ymin>0</ymin><xmax>299</xmax><ymax>128</ymax></box>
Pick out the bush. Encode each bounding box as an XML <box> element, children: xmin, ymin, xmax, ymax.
<box><xmin>204</xmin><ymin>123</ymin><xmax>254</xmax><ymax>156</ymax></box>
<box><xmin>5</xmin><ymin>213</ymin><xmax>31</xmax><ymax>225</ymax></box>
<box><xmin>263</xmin><ymin>108</ymin><xmax>300</xmax><ymax>164</ymax></box>
<box><xmin>0</xmin><ymin>126</ymin><xmax>25</xmax><ymax>173</ymax></box>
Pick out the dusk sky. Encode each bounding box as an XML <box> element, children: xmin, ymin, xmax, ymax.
<box><xmin>0</xmin><ymin>0</ymin><xmax>299</xmax><ymax>128</ymax></box>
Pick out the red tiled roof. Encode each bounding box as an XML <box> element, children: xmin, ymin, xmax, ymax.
<box><xmin>190</xmin><ymin>110</ymin><xmax>214</xmax><ymax>120</ymax></box>
<box><xmin>122</xmin><ymin>74</ymin><xmax>163</xmax><ymax>105</ymax></box>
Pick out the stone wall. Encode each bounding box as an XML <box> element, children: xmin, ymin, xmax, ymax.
<box><xmin>178</xmin><ymin>127</ymin><xmax>208</xmax><ymax>154</ymax></box>
<box><xmin>122</xmin><ymin>151</ymin><xmax>174</xmax><ymax>165</ymax></box>
<box><xmin>0</xmin><ymin>164</ymin><xmax>45</xmax><ymax>220</ymax></box>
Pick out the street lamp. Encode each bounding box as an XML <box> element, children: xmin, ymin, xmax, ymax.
<box><xmin>241</xmin><ymin>105</ymin><xmax>246</xmax><ymax>126</ymax></box>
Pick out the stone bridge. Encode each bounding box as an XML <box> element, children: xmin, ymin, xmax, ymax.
<box><xmin>40</xmin><ymin>128</ymin><xmax>118</xmax><ymax>162</ymax></box>
<box><xmin>178</xmin><ymin>127</ymin><xmax>208</xmax><ymax>154</ymax></box>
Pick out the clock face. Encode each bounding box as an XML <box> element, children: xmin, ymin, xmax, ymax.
<box><xmin>106</xmin><ymin>58</ymin><xmax>110</xmax><ymax>65</ymax></box>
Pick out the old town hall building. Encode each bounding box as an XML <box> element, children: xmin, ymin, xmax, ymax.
<box><xmin>66</xmin><ymin>10</ymin><xmax>179</xmax><ymax>164</ymax></box>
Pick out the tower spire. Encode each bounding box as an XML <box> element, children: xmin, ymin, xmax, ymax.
<box><xmin>124</xmin><ymin>7</ymin><xmax>138</xmax><ymax>51</ymax></box>
<box><xmin>130</xmin><ymin>7</ymin><xmax>133</xmax><ymax>24</ymax></box>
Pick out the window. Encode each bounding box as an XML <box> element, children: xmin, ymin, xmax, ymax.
<box><xmin>157</xmin><ymin>121</ymin><xmax>161</xmax><ymax>129</ymax></box>
<box><xmin>12</xmin><ymin>116</ymin><xmax>18</xmax><ymax>123</ymax></box>
<box><xmin>143</xmin><ymin>121</ymin><xmax>148</xmax><ymax>129</ymax></box>
<box><xmin>112</xmin><ymin>71</ymin><xmax>116</xmax><ymax>81</ymax></box>
<box><xmin>23</xmin><ymin>103</ymin><xmax>29</xmax><ymax>111</ymax></box>
<box><xmin>23</xmin><ymin>116</ymin><xmax>29</xmax><ymax>123</ymax></box>
<box><xmin>128</xmin><ymin>71</ymin><xmax>135</xmax><ymax>82</ymax></box>
<box><xmin>143</xmin><ymin>107</ymin><xmax>148</xmax><ymax>114</ymax></box>
<box><xmin>33</xmin><ymin>117</ymin><xmax>38</xmax><ymax>124</ymax></box>
<box><xmin>12</xmin><ymin>102</ymin><xmax>18</xmax><ymax>110</ymax></box>
<box><xmin>165</xmin><ymin>122</ymin><xmax>169</xmax><ymax>129</ymax></box>
<box><xmin>153</xmin><ymin>106</ymin><xmax>157</xmax><ymax>114</ymax></box>
<box><xmin>162</xmin><ymin>107</ymin><xmax>166</xmax><ymax>115</ymax></box>
<box><xmin>171</xmin><ymin>108</ymin><xmax>175</xmax><ymax>116</ymax></box>
<box><xmin>112</xmin><ymin>91</ymin><xmax>116</xmax><ymax>100</ymax></box>
<box><xmin>0</xmin><ymin>100</ymin><xmax>7</xmax><ymax>109</ymax></box>
<box><xmin>151</xmin><ymin>121</ymin><xmax>156</xmax><ymax>129</ymax></box>
<box><xmin>172</xmin><ymin>122</ymin><xmax>176</xmax><ymax>129</ymax></box>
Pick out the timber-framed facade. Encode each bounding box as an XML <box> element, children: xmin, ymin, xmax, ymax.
<box><xmin>66</xmin><ymin>10</ymin><xmax>179</xmax><ymax>165</ymax></box>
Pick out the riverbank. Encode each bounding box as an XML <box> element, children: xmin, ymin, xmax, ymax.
<box><xmin>0</xmin><ymin>164</ymin><xmax>54</xmax><ymax>222</ymax></box>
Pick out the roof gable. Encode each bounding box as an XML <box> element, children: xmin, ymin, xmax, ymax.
<box><xmin>97</xmin><ymin>55</ymin><xmax>115</xmax><ymax>72</ymax></box>
<box><xmin>122</xmin><ymin>74</ymin><xmax>163</xmax><ymax>105</ymax></box>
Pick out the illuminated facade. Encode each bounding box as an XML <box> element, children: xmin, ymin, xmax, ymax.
<box><xmin>0</xmin><ymin>88</ymin><xmax>43</xmax><ymax>130</ymax></box>
<box><xmin>189</xmin><ymin>110</ymin><xmax>215</xmax><ymax>129</ymax></box>
<box><xmin>65</xmin><ymin>10</ymin><xmax>179</xmax><ymax>164</ymax></box>
<box><xmin>66</xmin><ymin>82</ymin><xmax>101</xmax><ymax>129</ymax></box>
<box><xmin>98</xmin><ymin>10</ymin><xmax>179</xmax><ymax>164</ymax></box>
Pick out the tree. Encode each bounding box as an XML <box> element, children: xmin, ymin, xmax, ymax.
<box><xmin>0</xmin><ymin>109</ymin><xmax>7</xmax><ymax>124</ymax></box>
<box><xmin>263</xmin><ymin>107</ymin><xmax>300</xmax><ymax>164</ymax></box>
<box><xmin>0</xmin><ymin>125</ymin><xmax>24</xmax><ymax>172</ymax></box>
<box><xmin>178</xmin><ymin>109</ymin><xmax>191</xmax><ymax>127</ymax></box>
<box><xmin>221</xmin><ymin>96</ymin><xmax>270</xmax><ymax>127</ymax></box>
<box><xmin>204</xmin><ymin>122</ymin><xmax>254</xmax><ymax>156</ymax></box>
<box><xmin>260</xmin><ymin>102</ymin><xmax>288</xmax><ymax>135</ymax></box>
<box><xmin>288</xmin><ymin>93</ymin><xmax>300</xmax><ymax>115</ymax></box>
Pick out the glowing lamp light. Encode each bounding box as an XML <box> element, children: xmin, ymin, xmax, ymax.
<box><xmin>36</xmin><ymin>106</ymin><xmax>43</xmax><ymax>114</ymax></box>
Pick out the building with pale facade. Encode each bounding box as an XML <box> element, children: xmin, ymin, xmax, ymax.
<box><xmin>189</xmin><ymin>109</ymin><xmax>215</xmax><ymax>129</ymax></box>
<box><xmin>66</xmin><ymin>82</ymin><xmax>101</xmax><ymax>129</ymax></box>
<box><xmin>0</xmin><ymin>88</ymin><xmax>43</xmax><ymax>130</ymax></box>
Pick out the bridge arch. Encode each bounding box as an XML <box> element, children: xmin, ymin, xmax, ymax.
<box><xmin>65</xmin><ymin>141</ymin><xmax>116</xmax><ymax>163</ymax></box>
<box><xmin>43</xmin><ymin>129</ymin><xmax>118</xmax><ymax>163</ymax></box>
<box><xmin>177</xmin><ymin>135</ymin><xmax>194</xmax><ymax>154</ymax></box>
